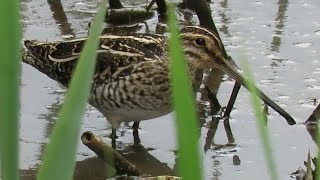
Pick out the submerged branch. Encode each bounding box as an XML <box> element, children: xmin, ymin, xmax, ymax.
<box><xmin>106</xmin><ymin>8</ymin><xmax>155</xmax><ymax>25</ymax></box>
<box><xmin>81</xmin><ymin>131</ymin><xmax>142</xmax><ymax>176</ymax></box>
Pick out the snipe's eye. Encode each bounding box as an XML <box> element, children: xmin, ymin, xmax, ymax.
<box><xmin>195</xmin><ymin>38</ymin><xmax>206</xmax><ymax>47</ymax></box>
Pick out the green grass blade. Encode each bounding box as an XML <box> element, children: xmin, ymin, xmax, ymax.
<box><xmin>36</xmin><ymin>1</ymin><xmax>107</xmax><ymax>179</ymax></box>
<box><xmin>167</xmin><ymin>3</ymin><xmax>202</xmax><ymax>180</ymax></box>
<box><xmin>316</xmin><ymin>126</ymin><xmax>320</xmax><ymax>180</ymax></box>
<box><xmin>0</xmin><ymin>0</ymin><xmax>21</xmax><ymax>179</ymax></box>
<box><xmin>317</xmin><ymin>142</ymin><xmax>320</xmax><ymax>180</ymax></box>
<box><xmin>241</xmin><ymin>56</ymin><xmax>279</xmax><ymax>180</ymax></box>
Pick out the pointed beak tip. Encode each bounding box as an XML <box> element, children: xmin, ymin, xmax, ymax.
<box><xmin>287</xmin><ymin>119</ymin><xmax>296</xmax><ymax>125</ymax></box>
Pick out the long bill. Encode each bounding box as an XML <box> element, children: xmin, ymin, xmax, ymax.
<box><xmin>217</xmin><ymin>57</ymin><xmax>296</xmax><ymax>125</ymax></box>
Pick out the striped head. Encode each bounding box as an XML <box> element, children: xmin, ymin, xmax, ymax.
<box><xmin>180</xmin><ymin>26</ymin><xmax>226</xmax><ymax>70</ymax></box>
<box><xmin>22</xmin><ymin>40</ymin><xmax>82</xmax><ymax>86</ymax></box>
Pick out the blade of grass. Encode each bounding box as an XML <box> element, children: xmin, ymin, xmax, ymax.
<box><xmin>312</xmin><ymin>104</ymin><xmax>320</xmax><ymax>179</ymax></box>
<box><xmin>316</xmin><ymin>119</ymin><xmax>320</xmax><ymax>179</ymax></box>
<box><xmin>36</xmin><ymin>1</ymin><xmax>107</xmax><ymax>180</ymax></box>
<box><xmin>241</xmin><ymin>56</ymin><xmax>279</xmax><ymax>180</ymax></box>
<box><xmin>167</xmin><ymin>3</ymin><xmax>202</xmax><ymax>180</ymax></box>
<box><xmin>316</xmin><ymin>141</ymin><xmax>320</xmax><ymax>180</ymax></box>
<box><xmin>0</xmin><ymin>0</ymin><xmax>21</xmax><ymax>179</ymax></box>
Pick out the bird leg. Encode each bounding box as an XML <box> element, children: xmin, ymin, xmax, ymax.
<box><xmin>133</xmin><ymin>128</ymin><xmax>141</xmax><ymax>145</ymax></box>
<box><xmin>132</xmin><ymin>121</ymin><xmax>140</xmax><ymax>130</ymax></box>
<box><xmin>132</xmin><ymin>121</ymin><xmax>141</xmax><ymax>144</ymax></box>
<box><xmin>110</xmin><ymin>129</ymin><xmax>117</xmax><ymax>148</ymax></box>
<box><xmin>205</xmin><ymin>85</ymin><xmax>222</xmax><ymax>115</ymax></box>
<box><xmin>223</xmin><ymin>82</ymin><xmax>241</xmax><ymax>118</ymax></box>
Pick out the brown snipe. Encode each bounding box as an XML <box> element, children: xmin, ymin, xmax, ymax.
<box><xmin>22</xmin><ymin>26</ymin><xmax>295</xmax><ymax>136</ymax></box>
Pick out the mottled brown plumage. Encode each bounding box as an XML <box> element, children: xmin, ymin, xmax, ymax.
<box><xmin>22</xmin><ymin>26</ymin><xmax>295</xmax><ymax>132</ymax></box>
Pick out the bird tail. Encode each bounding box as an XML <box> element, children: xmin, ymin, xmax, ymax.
<box><xmin>22</xmin><ymin>48</ymin><xmax>36</xmax><ymax>65</ymax></box>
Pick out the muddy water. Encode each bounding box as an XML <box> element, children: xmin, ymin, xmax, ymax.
<box><xmin>20</xmin><ymin>0</ymin><xmax>320</xmax><ymax>179</ymax></box>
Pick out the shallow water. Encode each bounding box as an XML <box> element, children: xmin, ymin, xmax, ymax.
<box><xmin>20</xmin><ymin>0</ymin><xmax>320</xmax><ymax>179</ymax></box>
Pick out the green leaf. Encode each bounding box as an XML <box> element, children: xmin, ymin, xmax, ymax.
<box><xmin>0</xmin><ymin>0</ymin><xmax>21</xmax><ymax>179</ymax></box>
<box><xmin>241</xmin><ymin>56</ymin><xmax>279</xmax><ymax>180</ymax></box>
<box><xmin>37</xmin><ymin>1</ymin><xmax>107</xmax><ymax>179</ymax></box>
<box><xmin>167</xmin><ymin>3</ymin><xmax>202</xmax><ymax>180</ymax></box>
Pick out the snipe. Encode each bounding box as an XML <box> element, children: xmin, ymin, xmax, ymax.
<box><xmin>22</xmin><ymin>26</ymin><xmax>295</xmax><ymax>136</ymax></box>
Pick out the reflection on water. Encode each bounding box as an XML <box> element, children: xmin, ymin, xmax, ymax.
<box><xmin>118</xmin><ymin>144</ymin><xmax>175</xmax><ymax>176</ymax></box>
<box><xmin>270</xmin><ymin>0</ymin><xmax>289</xmax><ymax>53</ymax></box>
<box><xmin>204</xmin><ymin>116</ymin><xmax>237</xmax><ymax>153</ymax></box>
<box><xmin>20</xmin><ymin>143</ymin><xmax>177</xmax><ymax>179</ymax></box>
<box><xmin>47</xmin><ymin>0</ymin><xmax>75</xmax><ymax>37</ymax></box>
<box><xmin>212</xmin><ymin>159</ymin><xmax>222</xmax><ymax>180</ymax></box>
<box><xmin>218</xmin><ymin>0</ymin><xmax>232</xmax><ymax>37</ymax></box>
